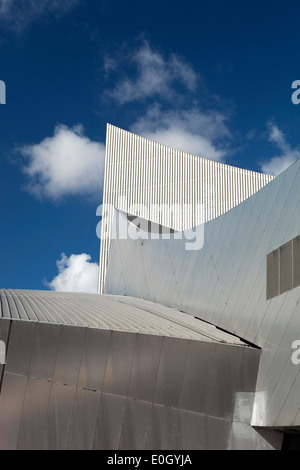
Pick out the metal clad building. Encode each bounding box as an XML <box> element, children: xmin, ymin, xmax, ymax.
<box><xmin>2</xmin><ymin>124</ymin><xmax>299</xmax><ymax>450</ymax></box>
<box><xmin>0</xmin><ymin>290</ymin><xmax>272</xmax><ymax>450</ymax></box>
<box><xmin>99</xmin><ymin>124</ymin><xmax>273</xmax><ymax>293</ymax></box>
<box><xmin>105</xmin><ymin>156</ymin><xmax>300</xmax><ymax>441</ymax></box>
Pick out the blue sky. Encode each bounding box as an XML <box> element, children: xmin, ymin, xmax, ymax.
<box><xmin>1</xmin><ymin>0</ymin><xmax>300</xmax><ymax>292</ymax></box>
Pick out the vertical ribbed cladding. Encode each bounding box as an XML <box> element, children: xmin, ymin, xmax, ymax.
<box><xmin>98</xmin><ymin>124</ymin><xmax>274</xmax><ymax>294</ymax></box>
<box><xmin>0</xmin><ymin>290</ymin><xmax>10</xmax><ymax>319</ymax></box>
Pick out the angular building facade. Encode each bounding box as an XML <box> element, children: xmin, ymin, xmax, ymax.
<box><xmin>99</xmin><ymin>124</ymin><xmax>273</xmax><ymax>293</ymax></box>
<box><xmin>0</xmin><ymin>289</ymin><xmax>272</xmax><ymax>450</ymax></box>
<box><xmin>0</xmin><ymin>125</ymin><xmax>299</xmax><ymax>450</ymax></box>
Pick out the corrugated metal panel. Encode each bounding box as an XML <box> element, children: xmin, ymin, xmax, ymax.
<box><xmin>99</xmin><ymin>124</ymin><xmax>274</xmax><ymax>293</ymax></box>
<box><xmin>0</xmin><ymin>289</ymin><xmax>245</xmax><ymax>345</ymax></box>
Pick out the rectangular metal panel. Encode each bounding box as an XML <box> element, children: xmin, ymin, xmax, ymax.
<box><xmin>279</xmin><ymin>240</ymin><xmax>293</xmax><ymax>294</ymax></box>
<box><xmin>206</xmin><ymin>343</ymin><xmax>243</xmax><ymax>421</ymax></box>
<box><xmin>145</xmin><ymin>403</ymin><xmax>177</xmax><ymax>450</ymax></box>
<box><xmin>266</xmin><ymin>249</ymin><xmax>279</xmax><ymax>300</ymax></box>
<box><xmin>77</xmin><ymin>328</ymin><xmax>111</xmax><ymax>391</ymax></box>
<box><xmin>128</xmin><ymin>334</ymin><xmax>163</xmax><ymax>402</ymax></box>
<box><xmin>154</xmin><ymin>337</ymin><xmax>189</xmax><ymax>408</ymax></box>
<box><xmin>67</xmin><ymin>388</ymin><xmax>101</xmax><ymax>450</ymax></box>
<box><xmin>0</xmin><ymin>372</ymin><xmax>27</xmax><ymax>450</ymax></box>
<box><xmin>17</xmin><ymin>378</ymin><xmax>52</xmax><ymax>450</ymax></box>
<box><xmin>293</xmin><ymin>235</ymin><xmax>300</xmax><ymax>288</ymax></box>
<box><xmin>180</xmin><ymin>341</ymin><xmax>216</xmax><ymax>413</ymax></box>
<box><xmin>172</xmin><ymin>410</ymin><xmax>204</xmax><ymax>450</ymax></box>
<box><xmin>200</xmin><ymin>415</ymin><xmax>231</xmax><ymax>450</ymax></box>
<box><xmin>5</xmin><ymin>320</ymin><xmax>36</xmax><ymax>376</ymax></box>
<box><xmin>119</xmin><ymin>397</ymin><xmax>152</xmax><ymax>450</ymax></box>
<box><xmin>237</xmin><ymin>347</ymin><xmax>260</xmax><ymax>392</ymax></box>
<box><xmin>42</xmin><ymin>383</ymin><xmax>76</xmax><ymax>450</ymax></box>
<box><xmin>53</xmin><ymin>325</ymin><xmax>85</xmax><ymax>386</ymax></box>
<box><xmin>92</xmin><ymin>392</ymin><xmax>126</xmax><ymax>450</ymax></box>
<box><xmin>102</xmin><ymin>331</ymin><xmax>137</xmax><ymax>396</ymax></box>
<box><xmin>29</xmin><ymin>323</ymin><xmax>61</xmax><ymax>380</ymax></box>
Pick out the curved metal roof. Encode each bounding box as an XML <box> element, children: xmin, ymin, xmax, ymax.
<box><xmin>0</xmin><ymin>289</ymin><xmax>247</xmax><ymax>345</ymax></box>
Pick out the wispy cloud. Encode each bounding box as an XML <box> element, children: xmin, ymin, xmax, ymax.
<box><xmin>103</xmin><ymin>40</ymin><xmax>232</xmax><ymax>161</ymax></box>
<box><xmin>20</xmin><ymin>124</ymin><xmax>105</xmax><ymax>201</ymax></box>
<box><xmin>0</xmin><ymin>0</ymin><xmax>79</xmax><ymax>31</ymax></box>
<box><xmin>105</xmin><ymin>41</ymin><xmax>198</xmax><ymax>104</ymax></box>
<box><xmin>260</xmin><ymin>122</ymin><xmax>300</xmax><ymax>176</ymax></box>
<box><xmin>131</xmin><ymin>105</ymin><xmax>231</xmax><ymax>161</ymax></box>
<box><xmin>47</xmin><ymin>253</ymin><xmax>98</xmax><ymax>293</ymax></box>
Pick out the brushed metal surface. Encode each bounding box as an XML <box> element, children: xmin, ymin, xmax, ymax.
<box><xmin>119</xmin><ymin>398</ymin><xmax>152</xmax><ymax>450</ymax></box>
<box><xmin>128</xmin><ymin>333</ymin><xmax>163</xmax><ymax>402</ymax></box>
<box><xmin>93</xmin><ymin>392</ymin><xmax>126</xmax><ymax>450</ymax></box>
<box><xmin>104</xmin><ymin>158</ymin><xmax>300</xmax><ymax>427</ymax></box>
<box><xmin>77</xmin><ymin>328</ymin><xmax>111</xmax><ymax>391</ymax></box>
<box><xmin>99</xmin><ymin>124</ymin><xmax>273</xmax><ymax>293</ymax></box>
<box><xmin>67</xmin><ymin>388</ymin><xmax>101</xmax><ymax>450</ymax></box>
<box><xmin>180</xmin><ymin>341</ymin><xmax>216</xmax><ymax>414</ymax></box>
<box><xmin>53</xmin><ymin>325</ymin><xmax>85</xmax><ymax>387</ymax></box>
<box><xmin>42</xmin><ymin>383</ymin><xmax>76</xmax><ymax>450</ymax></box>
<box><xmin>153</xmin><ymin>337</ymin><xmax>189</xmax><ymax>408</ymax></box>
<box><xmin>172</xmin><ymin>410</ymin><xmax>204</xmax><ymax>450</ymax></box>
<box><xmin>17</xmin><ymin>378</ymin><xmax>51</xmax><ymax>450</ymax></box>
<box><xmin>0</xmin><ymin>373</ymin><xmax>27</xmax><ymax>450</ymax></box>
<box><xmin>145</xmin><ymin>403</ymin><xmax>177</xmax><ymax>450</ymax></box>
<box><xmin>200</xmin><ymin>416</ymin><xmax>231</xmax><ymax>450</ymax></box>
<box><xmin>5</xmin><ymin>321</ymin><xmax>35</xmax><ymax>376</ymax></box>
<box><xmin>29</xmin><ymin>323</ymin><xmax>60</xmax><ymax>380</ymax></box>
<box><xmin>102</xmin><ymin>331</ymin><xmax>137</xmax><ymax>396</ymax></box>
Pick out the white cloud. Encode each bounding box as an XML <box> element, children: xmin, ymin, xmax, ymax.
<box><xmin>103</xmin><ymin>40</ymin><xmax>233</xmax><ymax>161</ymax></box>
<box><xmin>0</xmin><ymin>0</ymin><xmax>79</xmax><ymax>31</ymax></box>
<box><xmin>131</xmin><ymin>105</ymin><xmax>231</xmax><ymax>161</ymax></box>
<box><xmin>48</xmin><ymin>253</ymin><xmax>98</xmax><ymax>293</ymax></box>
<box><xmin>106</xmin><ymin>41</ymin><xmax>197</xmax><ymax>104</ymax></box>
<box><xmin>261</xmin><ymin>122</ymin><xmax>300</xmax><ymax>176</ymax></box>
<box><xmin>20</xmin><ymin>124</ymin><xmax>105</xmax><ymax>201</ymax></box>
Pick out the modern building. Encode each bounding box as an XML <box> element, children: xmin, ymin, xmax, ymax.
<box><xmin>0</xmin><ymin>125</ymin><xmax>299</xmax><ymax>450</ymax></box>
<box><xmin>99</xmin><ymin>124</ymin><xmax>273</xmax><ymax>294</ymax></box>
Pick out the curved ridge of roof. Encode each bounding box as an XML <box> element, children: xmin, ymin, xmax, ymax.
<box><xmin>0</xmin><ymin>289</ymin><xmax>250</xmax><ymax>346</ymax></box>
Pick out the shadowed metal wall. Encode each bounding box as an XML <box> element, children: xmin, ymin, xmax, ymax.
<box><xmin>0</xmin><ymin>318</ymin><xmax>280</xmax><ymax>450</ymax></box>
